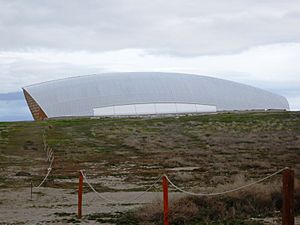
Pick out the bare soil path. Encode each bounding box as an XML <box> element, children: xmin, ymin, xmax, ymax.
<box><xmin>0</xmin><ymin>187</ymin><xmax>179</xmax><ymax>224</ymax></box>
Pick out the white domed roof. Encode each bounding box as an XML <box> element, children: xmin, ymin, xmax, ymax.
<box><xmin>23</xmin><ymin>72</ymin><xmax>289</xmax><ymax>119</ymax></box>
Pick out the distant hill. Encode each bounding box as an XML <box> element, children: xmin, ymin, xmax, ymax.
<box><xmin>0</xmin><ymin>91</ymin><xmax>24</xmax><ymax>100</ymax></box>
<box><xmin>0</xmin><ymin>91</ymin><xmax>32</xmax><ymax>121</ymax></box>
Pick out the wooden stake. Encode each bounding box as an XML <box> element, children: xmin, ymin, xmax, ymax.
<box><xmin>78</xmin><ymin>171</ymin><xmax>83</xmax><ymax>219</ymax></box>
<box><xmin>282</xmin><ymin>168</ymin><xmax>294</xmax><ymax>225</ymax></box>
<box><xmin>162</xmin><ymin>175</ymin><xmax>169</xmax><ymax>225</ymax></box>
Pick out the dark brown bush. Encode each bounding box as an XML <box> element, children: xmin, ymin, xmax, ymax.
<box><xmin>134</xmin><ymin>178</ymin><xmax>300</xmax><ymax>224</ymax></box>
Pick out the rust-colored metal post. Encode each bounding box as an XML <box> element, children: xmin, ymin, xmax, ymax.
<box><xmin>162</xmin><ymin>175</ymin><xmax>169</xmax><ymax>225</ymax></box>
<box><xmin>30</xmin><ymin>181</ymin><xmax>33</xmax><ymax>200</ymax></box>
<box><xmin>282</xmin><ymin>168</ymin><xmax>294</xmax><ymax>225</ymax></box>
<box><xmin>78</xmin><ymin>171</ymin><xmax>83</xmax><ymax>219</ymax></box>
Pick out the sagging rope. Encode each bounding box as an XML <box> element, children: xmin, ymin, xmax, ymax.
<box><xmin>164</xmin><ymin>167</ymin><xmax>286</xmax><ymax>196</ymax></box>
<box><xmin>80</xmin><ymin>170</ymin><xmax>162</xmax><ymax>204</ymax></box>
<box><xmin>80</xmin><ymin>167</ymin><xmax>285</xmax><ymax>203</ymax></box>
<box><xmin>36</xmin><ymin>156</ymin><xmax>54</xmax><ymax>188</ymax></box>
<box><xmin>34</xmin><ymin>134</ymin><xmax>55</xmax><ymax>188</ymax></box>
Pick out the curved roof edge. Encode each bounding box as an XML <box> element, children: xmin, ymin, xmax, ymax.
<box><xmin>23</xmin><ymin>72</ymin><xmax>290</xmax><ymax>120</ymax></box>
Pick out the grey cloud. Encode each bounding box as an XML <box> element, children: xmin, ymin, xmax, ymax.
<box><xmin>0</xmin><ymin>0</ymin><xmax>299</xmax><ymax>121</ymax></box>
<box><xmin>0</xmin><ymin>0</ymin><xmax>299</xmax><ymax>55</ymax></box>
<box><xmin>0</xmin><ymin>59</ymin><xmax>108</xmax><ymax>91</ymax></box>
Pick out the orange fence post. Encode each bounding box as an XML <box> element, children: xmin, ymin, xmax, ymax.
<box><xmin>282</xmin><ymin>168</ymin><xmax>294</xmax><ymax>225</ymax></box>
<box><xmin>30</xmin><ymin>181</ymin><xmax>33</xmax><ymax>200</ymax></box>
<box><xmin>78</xmin><ymin>171</ymin><xmax>83</xmax><ymax>219</ymax></box>
<box><xmin>162</xmin><ymin>175</ymin><xmax>169</xmax><ymax>225</ymax></box>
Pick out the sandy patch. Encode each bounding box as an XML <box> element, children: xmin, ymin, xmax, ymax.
<box><xmin>0</xmin><ymin>187</ymin><xmax>182</xmax><ymax>224</ymax></box>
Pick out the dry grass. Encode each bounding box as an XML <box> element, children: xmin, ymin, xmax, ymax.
<box><xmin>0</xmin><ymin>111</ymin><xmax>299</xmax><ymax>224</ymax></box>
<box><xmin>133</xmin><ymin>177</ymin><xmax>300</xmax><ymax>225</ymax></box>
<box><xmin>1</xmin><ymin>111</ymin><xmax>299</xmax><ymax>190</ymax></box>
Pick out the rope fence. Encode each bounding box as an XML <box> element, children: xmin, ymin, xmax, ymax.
<box><xmin>27</xmin><ymin>132</ymin><xmax>295</xmax><ymax>225</ymax></box>
<box><xmin>25</xmin><ymin>130</ymin><xmax>295</xmax><ymax>224</ymax></box>
<box><xmin>77</xmin><ymin>167</ymin><xmax>295</xmax><ymax>225</ymax></box>
<box><xmin>32</xmin><ymin>134</ymin><xmax>54</xmax><ymax>189</ymax></box>
<box><xmin>80</xmin><ymin>170</ymin><xmax>162</xmax><ymax>204</ymax></box>
<box><xmin>80</xmin><ymin>167</ymin><xmax>285</xmax><ymax>200</ymax></box>
<box><xmin>164</xmin><ymin>167</ymin><xmax>286</xmax><ymax>196</ymax></box>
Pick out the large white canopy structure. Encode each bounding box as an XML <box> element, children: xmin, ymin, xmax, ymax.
<box><xmin>23</xmin><ymin>72</ymin><xmax>289</xmax><ymax>120</ymax></box>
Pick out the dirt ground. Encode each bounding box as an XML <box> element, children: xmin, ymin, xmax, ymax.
<box><xmin>0</xmin><ymin>186</ymin><xmax>182</xmax><ymax>224</ymax></box>
<box><xmin>1</xmin><ymin>186</ymin><xmax>299</xmax><ymax>225</ymax></box>
<box><xmin>0</xmin><ymin>112</ymin><xmax>299</xmax><ymax>224</ymax></box>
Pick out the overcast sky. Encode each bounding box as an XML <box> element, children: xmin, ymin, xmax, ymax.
<box><xmin>0</xmin><ymin>0</ymin><xmax>299</xmax><ymax>121</ymax></box>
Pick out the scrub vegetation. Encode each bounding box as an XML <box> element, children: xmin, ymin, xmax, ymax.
<box><xmin>0</xmin><ymin>111</ymin><xmax>299</xmax><ymax>224</ymax></box>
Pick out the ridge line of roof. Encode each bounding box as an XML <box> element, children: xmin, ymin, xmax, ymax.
<box><xmin>22</xmin><ymin>72</ymin><xmax>218</xmax><ymax>88</ymax></box>
<box><xmin>22</xmin><ymin>72</ymin><xmax>288</xmax><ymax>103</ymax></box>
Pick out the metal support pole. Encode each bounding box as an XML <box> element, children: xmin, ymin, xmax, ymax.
<box><xmin>30</xmin><ymin>181</ymin><xmax>33</xmax><ymax>200</ymax></box>
<box><xmin>78</xmin><ymin>171</ymin><xmax>83</xmax><ymax>219</ymax></box>
<box><xmin>162</xmin><ymin>175</ymin><xmax>169</xmax><ymax>225</ymax></box>
<box><xmin>282</xmin><ymin>168</ymin><xmax>294</xmax><ymax>225</ymax></box>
